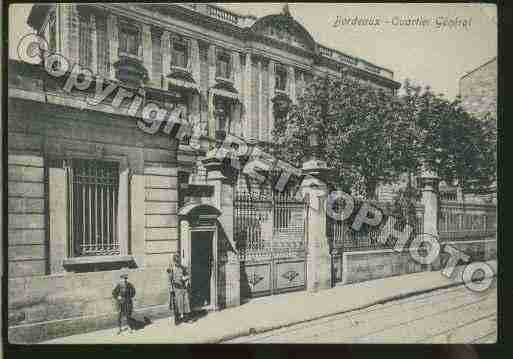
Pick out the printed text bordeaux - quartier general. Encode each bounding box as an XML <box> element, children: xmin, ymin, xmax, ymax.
<box><xmin>333</xmin><ymin>16</ymin><xmax>472</xmax><ymax>29</ymax></box>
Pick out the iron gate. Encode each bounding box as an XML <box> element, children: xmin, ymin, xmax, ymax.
<box><xmin>235</xmin><ymin>176</ymin><xmax>307</xmax><ymax>298</ymax></box>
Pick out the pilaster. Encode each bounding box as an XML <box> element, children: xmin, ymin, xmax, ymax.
<box><xmin>202</xmin><ymin>155</ymin><xmax>240</xmax><ymax>308</ymax></box>
<box><xmin>244</xmin><ymin>52</ymin><xmax>253</xmax><ymax>140</ymax></box>
<box><xmin>268</xmin><ymin>59</ymin><xmax>275</xmax><ymax>141</ymax></box>
<box><xmin>289</xmin><ymin>65</ymin><xmax>296</xmax><ymax>103</ymax></box>
<box><xmin>107</xmin><ymin>14</ymin><xmax>118</xmax><ymax>79</ymax></box>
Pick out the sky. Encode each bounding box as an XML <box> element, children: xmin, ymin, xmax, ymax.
<box><xmin>8</xmin><ymin>3</ymin><xmax>497</xmax><ymax>99</ymax></box>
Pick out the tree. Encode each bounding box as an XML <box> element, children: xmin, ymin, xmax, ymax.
<box><xmin>272</xmin><ymin>73</ymin><xmax>496</xmax><ymax>202</ymax></box>
<box><xmin>401</xmin><ymin>81</ymin><xmax>497</xmax><ymax>194</ymax></box>
<box><xmin>272</xmin><ymin>70</ymin><xmax>413</xmax><ymax>199</ymax></box>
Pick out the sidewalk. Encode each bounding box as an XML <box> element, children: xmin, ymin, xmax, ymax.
<box><xmin>42</xmin><ymin>260</ymin><xmax>497</xmax><ymax>344</ymax></box>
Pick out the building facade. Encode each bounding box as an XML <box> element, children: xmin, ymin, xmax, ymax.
<box><xmin>8</xmin><ymin>3</ymin><xmax>401</xmax><ymax>342</ymax></box>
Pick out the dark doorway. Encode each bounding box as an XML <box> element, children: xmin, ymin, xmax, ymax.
<box><xmin>190</xmin><ymin>231</ymin><xmax>213</xmax><ymax>308</ymax></box>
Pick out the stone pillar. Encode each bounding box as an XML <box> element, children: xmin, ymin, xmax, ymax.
<box><xmin>202</xmin><ymin>155</ymin><xmax>240</xmax><ymax>308</ymax></box>
<box><xmin>142</xmin><ymin>24</ymin><xmax>153</xmax><ymax>84</ymax></box>
<box><xmin>301</xmin><ymin>159</ymin><xmax>332</xmax><ymax>292</ymax></box>
<box><xmin>419</xmin><ymin>169</ymin><xmax>440</xmax><ymax>270</ymax></box>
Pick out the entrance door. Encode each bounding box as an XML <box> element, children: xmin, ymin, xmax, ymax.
<box><xmin>190</xmin><ymin>231</ymin><xmax>213</xmax><ymax>308</ymax></box>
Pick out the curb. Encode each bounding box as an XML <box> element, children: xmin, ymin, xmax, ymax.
<box><xmin>212</xmin><ymin>273</ymin><xmax>497</xmax><ymax>343</ymax></box>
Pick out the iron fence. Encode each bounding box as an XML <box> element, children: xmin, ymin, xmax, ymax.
<box><xmin>438</xmin><ymin>202</ymin><xmax>496</xmax><ymax>242</ymax></box>
<box><xmin>328</xmin><ymin>203</ymin><xmax>425</xmax><ymax>252</ymax></box>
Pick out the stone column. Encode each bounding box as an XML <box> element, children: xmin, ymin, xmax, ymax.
<box><xmin>190</xmin><ymin>39</ymin><xmax>201</xmax><ymax>128</ymax></box>
<box><xmin>258</xmin><ymin>58</ymin><xmax>264</xmax><ymax>142</ymax></box>
<box><xmin>207</xmin><ymin>44</ymin><xmax>217</xmax><ymax>141</ymax></box>
<box><xmin>90</xmin><ymin>14</ymin><xmax>98</xmax><ymax>73</ymax></box>
<box><xmin>301</xmin><ymin>159</ymin><xmax>332</xmax><ymax>291</ymax></box>
<box><xmin>142</xmin><ymin>24</ymin><xmax>153</xmax><ymax>84</ymax></box>
<box><xmin>231</xmin><ymin>51</ymin><xmax>242</xmax><ymax>136</ymax></box>
<box><xmin>419</xmin><ymin>169</ymin><xmax>440</xmax><ymax>270</ymax></box>
<box><xmin>288</xmin><ymin>65</ymin><xmax>296</xmax><ymax>103</ymax></box>
<box><xmin>107</xmin><ymin>14</ymin><xmax>118</xmax><ymax>79</ymax></box>
<box><xmin>244</xmin><ymin>52</ymin><xmax>253</xmax><ymax>140</ymax></box>
<box><xmin>68</xmin><ymin>5</ymin><xmax>80</xmax><ymax>64</ymax></box>
<box><xmin>268</xmin><ymin>59</ymin><xmax>275</xmax><ymax>141</ymax></box>
<box><xmin>161</xmin><ymin>31</ymin><xmax>170</xmax><ymax>79</ymax></box>
<box><xmin>202</xmin><ymin>155</ymin><xmax>240</xmax><ymax>308</ymax></box>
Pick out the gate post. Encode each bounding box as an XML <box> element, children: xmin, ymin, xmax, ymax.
<box><xmin>418</xmin><ymin>168</ymin><xmax>441</xmax><ymax>271</ymax></box>
<box><xmin>202</xmin><ymin>153</ymin><xmax>240</xmax><ymax>308</ymax></box>
<box><xmin>301</xmin><ymin>159</ymin><xmax>332</xmax><ymax>292</ymax></box>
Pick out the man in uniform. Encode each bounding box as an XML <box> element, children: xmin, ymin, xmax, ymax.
<box><xmin>168</xmin><ymin>254</ymin><xmax>191</xmax><ymax>325</ymax></box>
<box><xmin>112</xmin><ymin>272</ymin><xmax>136</xmax><ymax>334</ymax></box>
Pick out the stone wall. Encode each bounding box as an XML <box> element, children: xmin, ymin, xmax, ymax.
<box><xmin>8</xmin><ymin>267</ymin><xmax>170</xmax><ymax>343</ymax></box>
<box><xmin>342</xmin><ymin>239</ymin><xmax>497</xmax><ymax>285</ymax></box>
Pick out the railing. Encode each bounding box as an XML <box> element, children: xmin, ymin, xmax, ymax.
<box><xmin>438</xmin><ymin>202</ymin><xmax>496</xmax><ymax>242</ymax></box>
<box><xmin>208</xmin><ymin>5</ymin><xmax>240</xmax><ymax>25</ymax></box>
<box><xmin>328</xmin><ymin>202</ymin><xmax>425</xmax><ymax>252</ymax></box>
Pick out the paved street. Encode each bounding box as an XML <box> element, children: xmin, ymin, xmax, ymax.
<box><xmin>40</xmin><ymin>263</ymin><xmax>496</xmax><ymax>344</ymax></box>
<box><xmin>225</xmin><ymin>284</ymin><xmax>497</xmax><ymax>344</ymax></box>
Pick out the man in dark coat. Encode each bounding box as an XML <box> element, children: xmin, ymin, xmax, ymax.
<box><xmin>168</xmin><ymin>255</ymin><xmax>191</xmax><ymax>325</ymax></box>
<box><xmin>112</xmin><ymin>273</ymin><xmax>136</xmax><ymax>334</ymax></box>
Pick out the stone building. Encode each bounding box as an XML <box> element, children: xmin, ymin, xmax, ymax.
<box><xmin>7</xmin><ymin>3</ymin><xmax>400</xmax><ymax>342</ymax></box>
<box><xmin>457</xmin><ymin>57</ymin><xmax>498</xmax><ymax>204</ymax></box>
<box><xmin>460</xmin><ymin>57</ymin><xmax>497</xmax><ymax>121</ymax></box>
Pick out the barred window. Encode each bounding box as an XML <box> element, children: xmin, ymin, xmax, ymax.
<box><xmin>119</xmin><ymin>22</ymin><xmax>140</xmax><ymax>57</ymax></box>
<box><xmin>69</xmin><ymin>159</ymin><xmax>119</xmax><ymax>257</ymax></box>
<box><xmin>79</xmin><ymin>13</ymin><xmax>93</xmax><ymax>68</ymax></box>
<box><xmin>171</xmin><ymin>37</ymin><xmax>189</xmax><ymax>69</ymax></box>
<box><xmin>96</xmin><ymin>15</ymin><xmax>110</xmax><ymax>76</ymax></box>
<box><xmin>216</xmin><ymin>49</ymin><xmax>231</xmax><ymax>79</ymax></box>
<box><xmin>275</xmin><ymin>64</ymin><xmax>287</xmax><ymax>92</ymax></box>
